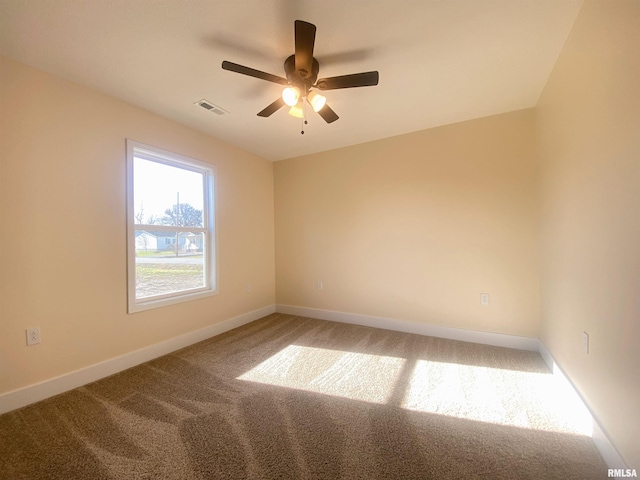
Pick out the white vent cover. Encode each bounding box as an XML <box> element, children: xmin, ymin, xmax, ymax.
<box><xmin>195</xmin><ymin>99</ymin><xmax>228</xmax><ymax>115</ymax></box>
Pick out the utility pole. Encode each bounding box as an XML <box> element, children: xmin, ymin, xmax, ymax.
<box><xmin>175</xmin><ymin>192</ymin><xmax>180</xmax><ymax>257</ymax></box>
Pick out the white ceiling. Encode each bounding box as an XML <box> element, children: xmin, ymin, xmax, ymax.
<box><xmin>0</xmin><ymin>0</ymin><xmax>582</xmax><ymax>161</ymax></box>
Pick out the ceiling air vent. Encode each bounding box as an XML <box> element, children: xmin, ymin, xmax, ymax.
<box><xmin>195</xmin><ymin>99</ymin><xmax>228</xmax><ymax>115</ymax></box>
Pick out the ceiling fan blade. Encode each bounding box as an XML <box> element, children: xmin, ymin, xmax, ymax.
<box><xmin>222</xmin><ymin>61</ymin><xmax>288</xmax><ymax>85</ymax></box>
<box><xmin>257</xmin><ymin>97</ymin><xmax>286</xmax><ymax>117</ymax></box>
<box><xmin>294</xmin><ymin>20</ymin><xmax>316</xmax><ymax>79</ymax></box>
<box><xmin>317</xmin><ymin>104</ymin><xmax>339</xmax><ymax>123</ymax></box>
<box><xmin>315</xmin><ymin>71</ymin><xmax>379</xmax><ymax>90</ymax></box>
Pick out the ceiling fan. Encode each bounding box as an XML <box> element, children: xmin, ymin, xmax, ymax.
<box><xmin>221</xmin><ymin>20</ymin><xmax>379</xmax><ymax>130</ymax></box>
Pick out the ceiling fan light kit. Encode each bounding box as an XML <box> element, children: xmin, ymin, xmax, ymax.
<box><xmin>307</xmin><ymin>90</ymin><xmax>326</xmax><ymax>112</ymax></box>
<box><xmin>282</xmin><ymin>86</ymin><xmax>300</xmax><ymax>107</ymax></box>
<box><xmin>288</xmin><ymin>101</ymin><xmax>305</xmax><ymax>119</ymax></box>
<box><xmin>222</xmin><ymin>20</ymin><xmax>379</xmax><ymax>133</ymax></box>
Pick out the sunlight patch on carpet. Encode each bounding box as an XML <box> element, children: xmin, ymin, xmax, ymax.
<box><xmin>237</xmin><ymin>345</ymin><xmax>406</xmax><ymax>404</ymax></box>
<box><xmin>237</xmin><ymin>344</ymin><xmax>592</xmax><ymax>438</ymax></box>
<box><xmin>401</xmin><ymin>359</ymin><xmax>593</xmax><ymax>436</ymax></box>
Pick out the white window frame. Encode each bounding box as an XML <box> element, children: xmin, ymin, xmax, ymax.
<box><xmin>126</xmin><ymin>140</ymin><xmax>217</xmax><ymax>313</ymax></box>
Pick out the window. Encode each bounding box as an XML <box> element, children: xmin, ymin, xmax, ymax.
<box><xmin>126</xmin><ymin>140</ymin><xmax>217</xmax><ymax>313</ymax></box>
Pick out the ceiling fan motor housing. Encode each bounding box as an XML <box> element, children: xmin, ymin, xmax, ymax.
<box><xmin>284</xmin><ymin>54</ymin><xmax>319</xmax><ymax>93</ymax></box>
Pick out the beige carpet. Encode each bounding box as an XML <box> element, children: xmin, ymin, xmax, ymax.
<box><xmin>0</xmin><ymin>313</ymin><xmax>607</xmax><ymax>479</ymax></box>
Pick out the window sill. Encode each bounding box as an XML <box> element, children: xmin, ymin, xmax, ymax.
<box><xmin>128</xmin><ymin>288</ymin><xmax>218</xmax><ymax>313</ymax></box>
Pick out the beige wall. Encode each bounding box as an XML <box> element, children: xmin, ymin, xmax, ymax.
<box><xmin>0</xmin><ymin>56</ymin><xmax>275</xmax><ymax>394</ymax></box>
<box><xmin>275</xmin><ymin>109</ymin><xmax>540</xmax><ymax>337</ymax></box>
<box><xmin>536</xmin><ymin>0</ymin><xmax>640</xmax><ymax>467</ymax></box>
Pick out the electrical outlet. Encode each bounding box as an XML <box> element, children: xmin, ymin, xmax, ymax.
<box><xmin>247</xmin><ymin>283</ymin><xmax>253</xmax><ymax>293</ymax></box>
<box><xmin>316</xmin><ymin>280</ymin><xmax>323</xmax><ymax>291</ymax></box>
<box><xmin>26</xmin><ymin>327</ymin><xmax>41</xmax><ymax>346</ymax></box>
<box><xmin>582</xmin><ymin>331</ymin><xmax>589</xmax><ymax>354</ymax></box>
<box><xmin>480</xmin><ymin>293</ymin><xmax>490</xmax><ymax>306</ymax></box>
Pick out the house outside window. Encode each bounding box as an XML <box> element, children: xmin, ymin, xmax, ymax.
<box><xmin>126</xmin><ymin>140</ymin><xmax>217</xmax><ymax>313</ymax></box>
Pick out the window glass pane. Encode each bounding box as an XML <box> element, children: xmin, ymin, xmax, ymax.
<box><xmin>135</xmin><ymin>230</ymin><xmax>206</xmax><ymax>299</ymax></box>
<box><xmin>133</xmin><ymin>158</ymin><xmax>204</xmax><ymax>227</ymax></box>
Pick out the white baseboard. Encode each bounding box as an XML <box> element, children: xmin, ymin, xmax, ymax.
<box><xmin>276</xmin><ymin>304</ymin><xmax>540</xmax><ymax>351</ymax></box>
<box><xmin>538</xmin><ymin>342</ymin><xmax>627</xmax><ymax>470</ymax></box>
<box><xmin>0</xmin><ymin>304</ymin><xmax>276</xmax><ymax>415</ymax></box>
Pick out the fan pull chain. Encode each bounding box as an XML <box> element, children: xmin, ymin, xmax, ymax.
<box><xmin>300</xmin><ymin>97</ymin><xmax>309</xmax><ymax>134</ymax></box>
